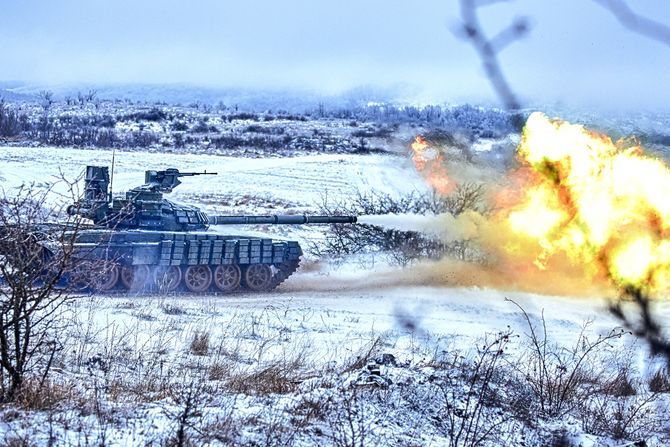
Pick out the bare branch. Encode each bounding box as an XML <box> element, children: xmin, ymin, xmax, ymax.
<box><xmin>490</xmin><ymin>17</ymin><xmax>530</xmax><ymax>52</ymax></box>
<box><xmin>457</xmin><ymin>0</ymin><xmax>527</xmax><ymax>111</ymax></box>
<box><xmin>609</xmin><ymin>287</ymin><xmax>670</xmax><ymax>365</ymax></box>
<box><xmin>593</xmin><ymin>0</ymin><xmax>670</xmax><ymax>47</ymax></box>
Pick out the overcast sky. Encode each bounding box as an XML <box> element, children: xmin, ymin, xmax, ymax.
<box><xmin>1</xmin><ymin>0</ymin><xmax>669</xmax><ymax>109</ymax></box>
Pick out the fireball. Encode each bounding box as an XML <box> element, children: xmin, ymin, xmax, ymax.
<box><xmin>410</xmin><ymin>135</ymin><xmax>454</xmax><ymax>195</ymax></box>
<box><xmin>505</xmin><ymin>112</ymin><xmax>670</xmax><ymax>293</ymax></box>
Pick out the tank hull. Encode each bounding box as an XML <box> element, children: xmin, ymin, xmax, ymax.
<box><xmin>70</xmin><ymin>229</ymin><xmax>302</xmax><ymax>293</ymax></box>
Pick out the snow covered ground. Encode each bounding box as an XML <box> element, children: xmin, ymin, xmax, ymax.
<box><xmin>0</xmin><ymin>145</ymin><xmax>668</xmax><ymax>446</ymax></box>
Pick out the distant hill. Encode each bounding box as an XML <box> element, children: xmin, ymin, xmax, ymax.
<box><xmin>0</xmin><ymin>82</ymin><xmax>413</xmax><ymax>113</ymax></box>
<box><xmin>0</xmin><ymin>81</ymin><xmax>34</xmax><ymax>101</ymax></box>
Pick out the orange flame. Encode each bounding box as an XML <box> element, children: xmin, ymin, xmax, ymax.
<box><xmin>410</xmin><ymin>135</ymin><xmax>454</xmax><ymax>195</ymax></box>
<box><xmin>503</xmin><ymin>112</ymin><xmax>670</xmax><ymax>293</ymax></box>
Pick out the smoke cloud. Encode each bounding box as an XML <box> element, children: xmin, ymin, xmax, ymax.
<box><xmin>347</xmin><ymin>212</ymin><xmax>615</xmax><ymax>297</ymax></box>
<box><xmin>359</xmin><ymin>211</ymin><xmax>486</xmax><ymax>243</ymax></box>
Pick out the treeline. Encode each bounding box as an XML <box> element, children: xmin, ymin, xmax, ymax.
<box><xmin>0</xmin><ymin>99</ymin><xmax>521</xmax><ymax>151</ymax></box>
<box><xmin>316</xmin><ymin>103</ymin><xmax>522</xmax><ymax>137</ymax></box>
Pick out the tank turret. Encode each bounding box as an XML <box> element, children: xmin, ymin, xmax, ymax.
<box><xmin>68</xmin><ymin>167</ymin><xmax>356</xmax><ymax>231</ymax></box>
<box><xmin>60</xmin><ymin>166</ymin><xmax>357</xmax><ymax>294</ymax></box>
<box><xmin>68</xmin><ymin>166</ymin><xmax>216</xmax><ymax>231</ymax></box>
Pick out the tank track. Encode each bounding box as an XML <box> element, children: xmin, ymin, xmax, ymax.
<box><xmin>71</xmin><ymin>259</ymin><xmax>301</xmax><ymax>295</ymax></box>
<box><xmin>68</xmin><ymin>232</ymin><xmax>304</xmax><ymax>295</ymax></box>
<box><xmin>270</xmin><ymin>259</ymin><xmax>300</xmax><ymax>289</ymax></box>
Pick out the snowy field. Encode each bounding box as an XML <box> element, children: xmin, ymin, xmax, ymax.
<box><xmin>0</xmin><ymin>145</ymin><xmax>668</xmax><ymax>446</ymax></box>
<box><xmin>0</xmin><ymin>146</ymin><xmax>427</xmax><ymax>208</ymax></box>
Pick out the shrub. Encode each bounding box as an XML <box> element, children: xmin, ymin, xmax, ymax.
<box><xmin>579</xmin><ymin>393</ymin><xmax>662</xmax><ymax>441</ymax></box>
<box><xmin>126</xmin><ymin>131</ymin><xmax>158</xmax><ymax>148</ymax></box>
<box><xmin>171</xmin><ymin>121</ymin><xmax>188</xmax><ymax>131</ymax></box>
<box><xmin>122</xmin><ymin>107</ymin><xmax>167</xmax><ymax>122</ymax></box>
<box><xmin>244</xmin><ymin>124</ymin><xmax>285</xmax><ymax>134</ymax></box>
<box><xmin>95</xmin><ymin>129</ymin><xmax>119</xmax><ymax>148</ymax></box>
<box><xmin>190</xmin><ymin>332</ymin><xmax>210</xmax><ymax>356</ymax></box>
<box><xmin>226</xmin><ymin>112</ymin><xmax>258</xmax><ymax>121</ymax></box>
<box><xmin>0</xmin><ymin>181</ymin><xmax>85</xmax><ymax>401</ymax></box>
<box><xmin>509</xmin><ymin>299</ymin><xmax>628</xmax><ymax>418</ymax></box>
<box><xmin>94</xmin><ymin>114</ymin><xmax>117</xmax><ymax>128</ymax></box>
<box><xmin>191</xmin><ymin>120</ymin><xmax>217</xmax><ymax>133</ymax></box>
<box><xmin>351</xmin><ymin>126</ymin><xmax>393</xmax><ymax>139</ymax></box>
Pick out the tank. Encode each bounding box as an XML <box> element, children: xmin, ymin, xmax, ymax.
<box><xmin>59</xmin><ymin>165</ymin><xmax>357</xmax><ymax>293</ymax></box>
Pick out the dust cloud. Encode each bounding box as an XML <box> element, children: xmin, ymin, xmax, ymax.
<box><xmin>287</xmin><ymin>256</ymin><xmax>614</xmax><ymax>298</ymax></box>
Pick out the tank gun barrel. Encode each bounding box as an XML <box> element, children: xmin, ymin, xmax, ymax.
<box><xmin>207</xmin><ymin>215</ymin><xmax>357</xmax><ymax>225</ymax></box>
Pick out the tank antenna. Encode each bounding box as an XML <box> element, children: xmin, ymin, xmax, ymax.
<box><xmin>109</xmin><ymin>148</ymin><xmax>116</xmax><ymax>201</ymax></box>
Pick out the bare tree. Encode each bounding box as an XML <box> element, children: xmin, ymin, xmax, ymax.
<box><xmin>38</xmin><ymin>90</ymin><xmax>54</xmax><ymax>112</ymax></box>
<box><xmin>0</xmin><ymin>180</ymin><xmax>84</xmax><ymax>400</ymax></box>
<box><xmin>85</xmin><ymin>89</ymin><xmax>98</xmax><ymax>103</ymax></box>
<box><xmin>37</xmin><ymin>90</ymin><xmax>54</xmax><ymax>141</ymax></box>
<box><xmin>317</xmin><ymin>185</ymin><xmax>485</xmax><ymax>264</ymax></box>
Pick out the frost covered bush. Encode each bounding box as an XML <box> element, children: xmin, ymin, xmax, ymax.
<box><xmin>122</xmin><ymin>107</ymin><xmax>167</xmax><ymax>122</ymax></box>
<box><xmin>0</xmin><ymin>182</ymin><xmax>85</xmax><ymax>402</ymax></box>
<box><xmin>402</xmin><ymin>330</ymin><xmax>518</xmax><ymax>446</ymax></box>
<box><xmin>317</xmin><ymin>184</ymin><xmax>486</xmax><ymax>264</ymax></box>
<box><xmin>578</xmin><ymin>390</ymin><xmax>665</xmax><ymax>441</ymax></box>
<box><xmin>508</xmin><ymin>300</ymin><xmax>628</xmax><ymax>419</ymax></box>
<box><xmin>1</xmin><ymin>96</ymin><xmax>526</xmax><ymax>158</ymax></box>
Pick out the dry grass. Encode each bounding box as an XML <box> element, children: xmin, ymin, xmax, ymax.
<box><xmin>603</xmin><ymin>372</ymin><xmax>637</xmax><ymax>397</ymax></box>
<box><xmin>649</xmin><ymin>368</ymin><xmax>670</xmax><ymax>393</ymax></box>
<box><xmin>341</xmin><ymin>336</ymin><xmax>386</xmax><ymax>373</ymax></box>
<box><xmin>208</xmin><ymin>362</ymin><xmax>232</xmax><ymax>381</ymax></box>
<box><xmin>14</xmin><ymin>379</ymin><xmax>82</xmax><ymax>411</ymax></box>
<box><xmin>226</xmin><ymin>360</ymin><xmax>304</xmax><ymax>395</ymax></box>
<box><xmin>190</xmin><ymin>332</ymin><xmax>210</xmax><ymax>356</ymax></box>
<box><xmin>0</xmin><ymin>292</ymin><xmax>665</xmax><ymax>446</ymax></box>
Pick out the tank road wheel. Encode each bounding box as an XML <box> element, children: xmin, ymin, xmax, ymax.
<box><xmin>69</xmin><ymin>261</ymin><xmax>95</xmax><ymax>292</ymax></box>
<box><xmin>184</xmin><ymin>265</ymin><xmax>213</xmax><ymax>293</ymax></box>
<box><xmin>214</xmin><ymin>264</ymin><xmax>241</xmax><ymax>293</ymax></box>
<box><xmin>243</xmin><ymin>264</ymin><xmax>273</xmax><ymax>292</ymax></box>
<box><xmin>121</xmin><ymin>265</ymin><xmax>151</xmax><ymax>291</ymax></box>
<box><xmin>153</xmin><ymin>265</ymin><xmax>182</xmax><ymax>293</ymax></box>
<box><xmin>92</xmin><ymin>262</ymin><xmax>120</xmax><ymax>292</ymax></box>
